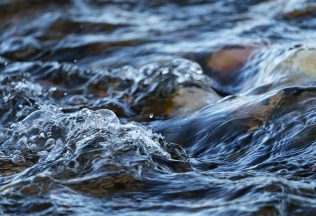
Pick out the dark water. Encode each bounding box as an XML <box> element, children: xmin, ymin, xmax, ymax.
<box><xmin>1</xmin><ymin>0</ymin><xmax>316</xmax><ymax>215</ymax></box>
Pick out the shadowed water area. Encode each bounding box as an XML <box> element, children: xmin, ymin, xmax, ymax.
<box><xmin>1</xmin><ymin>0</ymin><xmax>316</xmax><ymax>215</ymax></box>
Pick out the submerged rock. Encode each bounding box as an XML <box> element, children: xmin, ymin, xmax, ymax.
<box><xmin>283</xmin><ymin>2</ymin><xmax>316</xmax><ymax>20</ymax></box>
<box><xmin>0</xmin><ymin>108</ymin><xmax>190</xmax><ymax>198</ymax></box>
<box><xmin>131</xmin><ymin>59</ymin><xmax>221</xmax><ymax>120</ymax></box>
<box><xmin>254</xmin><ymin>47</ymin><xmax>316</xmax><ymax>91</ymax></box>
<box><xmin>288</xmin><ymin>48</ymin><xmax>316</xmax><ymax>78</ymax></box>
<box><xmin>187</xmin><ymin>45</ymin><xmax>259</xmax><ymax>94</ymax></box>
<box><xmin>158</xmin><ymin>86</ymin><xmax>316</xmax><ymax>177</ymax></box>
<box><xmin>204</xmin><ymin>45</ymin><xmax>256</xmax><ymax>77</ymax></box>
<box><xmin>1</xmin><ymin>59</ymin><xmax>220</xmax><ymax>120</ymax></box>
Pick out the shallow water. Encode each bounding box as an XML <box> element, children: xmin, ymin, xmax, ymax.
<box><xmin>1</xmin><ymin>0</ymin><xmax>316</xmax><ymax>215</ymax></box>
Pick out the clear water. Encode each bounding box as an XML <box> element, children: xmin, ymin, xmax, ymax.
<box><xmin>1</xmin><ymin>0</ymin><xmax>316</xmax><ymax>215</ymax></box>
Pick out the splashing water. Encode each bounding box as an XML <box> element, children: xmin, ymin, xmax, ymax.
<box><xmin>1</xmin><ymin>0</ymin><xmax>316</xmax><ymax>215</ymax></box>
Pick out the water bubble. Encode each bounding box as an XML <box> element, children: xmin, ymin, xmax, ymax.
<box><xmin>16</xmin><ymin>136</ymin><xmax>28</xmax><ymax>149</ymax></box>
<box><xmin>11</xmin><ymin>154</ymin><xmax>25</xmax><ymax>165</ymax></box>
<box><xmin>68</xmin><ymin>95</ymin><xmax>87</xmax><ymax>105</ymax></box>
<box><xmin>13</xmin><ymin>150</ymin><xmax>21</xmax><ymax>155</ymax></box>
<box><xmin>45</xmin><ymin>138</ymin><xmax>55</xmax><ymax>148</ymax></box>
<box><xmin>29</xmin><ymin>143</ymin><xmax>38</xmax><ymax>152</ymax></box>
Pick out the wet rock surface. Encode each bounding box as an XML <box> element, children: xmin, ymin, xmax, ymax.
<box><xmin>1</xmin><ymin>0</ymin><xmax>316</xmax><ymax>215</ymax></box>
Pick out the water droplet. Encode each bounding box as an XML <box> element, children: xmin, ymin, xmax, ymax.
<box><xmin>38</xmin><ymin>132</ymin><xmax>45</xmax><ymax>139</ymax></box>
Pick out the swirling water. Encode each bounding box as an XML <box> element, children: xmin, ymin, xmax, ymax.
<box><xmin>1</xmin><ymin>0</ymin><xmax>316</xmax><ymax>215</ymax></box>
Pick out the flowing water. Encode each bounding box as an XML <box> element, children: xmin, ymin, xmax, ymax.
<box><xmin>1</xmin><ymin>0</ymin><xmax>316</xmax><ymax>215</ymax></box>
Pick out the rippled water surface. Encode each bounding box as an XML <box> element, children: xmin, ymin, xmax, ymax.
<box><xmin>2</xmin><ymin>0</ymin><xmax>316</xmax><ymax>215</ymax></box>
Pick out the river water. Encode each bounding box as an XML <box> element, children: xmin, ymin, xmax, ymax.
<box><xmin>1</xmin><ymin>0</ymin><xmax>316</xmax><ymax>215</ymax></box>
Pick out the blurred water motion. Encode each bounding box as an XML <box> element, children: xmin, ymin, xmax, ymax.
<box><xmin>1</xmin><ymin>0</ymin><xmax>316</xmax><ymax>215</ymax></box>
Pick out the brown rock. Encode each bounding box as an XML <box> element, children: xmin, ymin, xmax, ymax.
<box><xmin>188</xmin><ymin>45</ymin><xmax>260</xmax><ymax>86</ymax></box>
<box><xmin>206</xmin><ymin>46</ymin><xmax>255</xmax><ymax>75</ymax></box>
